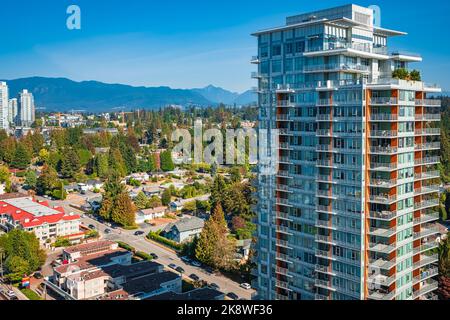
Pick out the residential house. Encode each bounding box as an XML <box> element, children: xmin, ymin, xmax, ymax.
<box><xmin>161</xmin><ymin>216</ymin><xmax>204</xmax><ymax>243</ymax></box>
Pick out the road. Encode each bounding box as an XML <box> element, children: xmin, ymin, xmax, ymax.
<box><xmin>80</xmin><ymin>214</ymin><xmax>255</xmax><ymax>300</ymax></box>
<box><xmin>40</xmin><ymin>197</ymin><xmax>255</xmax><ymax>300</ymax></box>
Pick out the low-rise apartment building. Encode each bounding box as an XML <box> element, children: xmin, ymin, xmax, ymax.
<box><xmin>0</xmin><ymin>193</ymin><xmax>82</xmax><ymax>244</ymax></box>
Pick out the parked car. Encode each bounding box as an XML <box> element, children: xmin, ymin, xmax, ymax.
<box><xmin>226</xmin><ymin>292</ymin><xmax>239</xmax><ymax>300</ymax></box>
<box><xmin>5</xmin><ymin>290</ymin><xmax>17</xmax><ymax>300</ymax></box>
<box><xmin>88</xmin><ymin>224</ymin><xmax>96</xmax><ymax>230</ymax></box>
<box><xmin>168</xmin><ymin>263</ymin><xmax>177</xmax><ymax>270</ymax></box>
<box><xmin>191</xmin><ymin>260</ymin><xmax>201</xmax><ymax>267</ymax></box>
<box><xmin>240</xmin><ymin>283</ymin><xmax>251</xmax><ymax>290</ymax></box>
<box><xmin>181</xmin><ymin>256</ymin><xmax>191</xmax><ymax>264</ymax></box>
<box><xmin>33</xmin><ymin>272</ymin><xmax>43</xmax><ymax>279</ymax></box>
<box><xmin>209</xmin><ymin>283</ymin><xmax>220</xmax><ymax>290</ymax></box>
<box><xmin>189</xmin><ymin>274</ymin><xmax>200</xmax><ymax>281</ymax></box>
<box><xmin>175</xmin><ymin>266</ymin><xmax>185</xmax><ymax>274</ymax></box>
<box><xmin>104</xmin><ymin>229</ymin><xmax>112</xmax><ymax>234</ymax></box>
<box><xmin>204</xmin><ymin>266</ymin><xmax>214</xmax><ymax>274</ymax></box>
<box><xmin>134</xmin><ymin>231</ymin><xmax>144</xmax><ymax>236</ymax></box>
<box><xmin>150</xmin><ymin>253</ymin><xmax>158</xmax><ymax>260</ymax></box>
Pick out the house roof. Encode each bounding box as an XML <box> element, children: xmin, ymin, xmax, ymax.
<box><xmin>147</xmin><ymin>287</ymin><xmax>224</xmax><ymax>300</ymax></box>
<box><xmin>139</xmin><ymin>206</ymin><xmax>167</xmax><ymax>216</ymax></box>
<box><xmin>164</xmin><ymin>216</ymin><xmax>204</xmax><ymax>233</ymax></box>
<box><xmin>0</xmin><ymin>195</ymin><xmax>80</xmax><ymax>228</ymax></box>
<box><xmin>121</xmin><ymin>271</ymin><xmax>180</xmax><ymax>296</ymax></box>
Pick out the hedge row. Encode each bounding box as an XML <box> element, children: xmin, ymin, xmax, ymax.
<box><xmin>147</xmin><ymin>231</ymin><xmax>183</xmax><ymax>251</ymax></box>
<box><xmin>116</xmin><ymin>241</ymin><xmax>136</xmax><ymax>253</ymax></box>
<box><xmin>135</xmin><ymin>251</ymin><xmax>153</xmax><ymax>261</ymax></box>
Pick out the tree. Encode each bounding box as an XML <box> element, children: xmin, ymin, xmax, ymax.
<box><xmin>230</xmin><ymin>167</ymin><xmax>242</xmax><ymax>183</ymax></box>
<box><xmin>11</xmin><ymin>143</ymin><xmax>31</xmax><ymax>169</ymax></box>
<box><xmin>148</xmin><ymin>154</ymin><xmax>157</xmax><ymax>172</ymax></box>
<box><xmin>134</xmin><ymin>191</ymin><xmax>149</xmax><ymax>210</ymax></box>
<box><xmin>195</xmin><ymin>203</ymin><xmax>235</xmax><ymax>270</ymax></box>
<box><xmin>0</xmin><ymin>165</ymin><xmax>11</xmax><ymax>192</ymax></box>
<box><xmin>36</xmin><ymin>165</ymin><xmax>58</xmax><ymax>195</ymax></box>
<box><xmin>38</xmin><ymin>148</ymin><xmax>49</xmax><ymax>164</ymax></box>
<box><xmin>111</xmin><ymin>193</ymin><xmax>136</xmax><ymax>227</ymax></box>
<box><xmin>210</xmin><ymin>175</ymin><xmax>227</xmax><ymax>209</ymax></box>
<box><xmin>0</xmin><ymin>229</ymin><xmax>46</xmax><ymax>282</ymax></box>
<box><xmin>60</xmin><ymin>149</ymin><xmax>81</xmax><ymax>179</ymax></box>
<box><xmin>0</xmin><ymin>137</ymin><xmax>16</xmax><ymax>164</ymax></box>
<box><xmin>160</xmin><ymin>150</ymin><xmax>175</xmax><ymax>172</ymax></box>
<box><xmin>437</xmin><ymin>236</ymin><xmax>450</xmax><ymax>300</ymax></box>
<box><xmin>410</xmin><ymin>69</ymin><xmax>421</xmax><ymax>81</ymax></box>
<box><xmin>24</xmin><ymin>170</ymin><xmax>37</xmax><ymax>189</ymax></box>
<box><xmin>161</xmin><ymin>188</ymin><xmax>172</xmax><ymax>206</ymax></box>
<box><xmin>94</xmin><ymin>153</ymin><xmax>109</xmax><ymax>179</ymax></box>
<box><xmin>147</xmin><ymin>196</ymin><xmax>162</xmax><ymax>209</ymax></box>
<box><xmin>392</xmin><ymin>68</ymin><xmax>410</xmax><ymax>80</ymax></box>
<box><xmin>211</xmin><ymin>203</ymin><xmax>227</xmax><ymax>234</ymax></box>
<box><xmin>99</xmin><ymin>197</ymin><xmax>113</xmax><ymax>221</ymax></box>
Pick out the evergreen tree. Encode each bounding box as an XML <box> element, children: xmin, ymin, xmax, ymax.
<box><xmin>195</xmin><ymin>218</ymin><xmax>220</xmax><ymax>266</ymax></box>
<box><xmin>210</xmin><ymin>174</ymin><xmax>227</xmax><ymax>209</ymax></box>
<box><xmin>111</xmin><ymin>193</ymin><xmax>136</xmax><ymax>227</ymax></box>
<box><xmin>94</xmin><ymin>153</ymin><xmax>109</xmax><ymax>179</ymax></box>
<box><xmin>99</xmin><ymin>197</ymin><xmax>113</xmax><ymax>221</ymax></box>
<box><xmin>60</xmin><ymin>149</ymin><xmax>81</xmax><ymax>179</ymax></box>
<box><xmin>11</xmin><ymin>143</ymin><xmax>31</xmax><ymax>169</ymax></box>
<box><xmin>24</xmin><ymin>170</ymin><xmax>37</xmax><ymax>189</ymax></box>
<box><xmin>147</xmin><ymin>196</ymin><xmax>162</xmax><ymax>208</ymax></box>
<box><xmin>134</xmin><ymin>191</ymin><xmax>149</xmax><ymax>210</ymax></box>
<box><xmin>161</xmin><ymin>188</ymin><xmax>172</xmax><ymax>206</ymax></box>
<box><xmin>160</xmin><ymin>150</ymin><xmax>175</xmax><ymax>172</ymax></box>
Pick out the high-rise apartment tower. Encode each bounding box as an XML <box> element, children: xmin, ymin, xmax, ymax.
<box><xmin>253</xmin><ymin>4</ymin><xmax>441</xmax><ymax>300</ymax></box>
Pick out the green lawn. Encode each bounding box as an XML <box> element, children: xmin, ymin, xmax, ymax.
<box><xmin>21</xmin><ymin>288</ymin><xmax>42</xmax><ymax>300</ymax></box>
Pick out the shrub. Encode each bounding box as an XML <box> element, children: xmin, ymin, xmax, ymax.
<box><xmin>135</xmin><ymin>251</ymin><xmax>153</xmax><ymax>261</ymax></box>
<box><xmin>116</xmin><ymin>241</ymin><xmax>136</xmax><ymax>253</ymax></box>
<box><xmin>147</xmin><ymin>231</ymin><xmax>183</xmax><ymax>251</ymax></box>
<box><xmin>54</xmin><ymin>237</ymin><xmax>71</xmax><ymax>247</ymax></box>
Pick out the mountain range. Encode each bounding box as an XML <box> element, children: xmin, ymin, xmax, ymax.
<box><xmin>2</xmin><ymin>77</ymin><xmax>256</xmax><ymax>112</ymax></box>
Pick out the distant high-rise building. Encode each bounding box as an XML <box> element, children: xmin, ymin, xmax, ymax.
<box><xmin>18</xmin><ymin>89</ymin><xmax>35</xmax><ymax>127</ymax></box>
<box><xmin>0</xmin><ymin>82</ymin><xmax>9</xmax><ymax>131</ymax></box>
<box><xmin>253</xmin><ymin>4</ymin><xmax>441</xmax><ymax>300</ymax></box>
<box><xmin>8</xmin><ymin>98</ymin><xmax>18</xmax><ymax>125</ymax></box>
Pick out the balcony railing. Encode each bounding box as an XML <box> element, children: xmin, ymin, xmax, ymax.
<box><xmin>370</xmin><ymin>146</ymin><xmax>398</xmax><ymax>154</ymax></box>
<box><xmin>415</xmin><ymin>128</ymin><xmax>441</xmax><ymax>135</ymax></box>
<box><xmin>369</xmin><ymin>130</ymin><xmax>398</xmax><ymax>138</ymax></box>
<box><xmin>413</xmin><ymin>254</ymin><xmax>438</xmax><ymax>270</ymax></box>
<box><xmin>415</xmin><ymin>99</ymin><xmax>441</xmax><ymax>107</ymax></box>
<box><xmin>414</xmin><ymin>199</ymin><xmax>439</xmax><ymax>210</ymax></box>
<box><xmin>413</xmin><ymin>226</ymin><xmax>440</xmax><ymax>240</ymax></box>
<box><xmin>370</xmin><ymin>114</ymin><xmax>398</xmax><ymax>121</ymax></box>
<box><xmin>415</xmin><ymin>142</ymin><xmax>441</xmax><ymax>151</ymax></box>
<box><xmin>413</xmin><ymin>242</ymin><xmax>439</xmax><ymax>255</ymax></box>
<box><xmin>415</xmin><ymin>171</ymin><xmax>440</xmax><ymax>180</ymax></box>
<box><xmin>413</xmin><ymin>280</ymin><xmax>439</xmax><ymax>299</ymax></box>
<box><xmin>414</xmin><ymin>157</ymin><xmax>440</xmax><ymax>166</ymax></box>
<box><xmin>415</xmin><ymin>114</ymin><xmax>441</xmax><ymax>121</ymax></box>
<box><xmin>370</xmin><ymin>97</ymin><xmax>398</xmax><ymax>105</ymax></box>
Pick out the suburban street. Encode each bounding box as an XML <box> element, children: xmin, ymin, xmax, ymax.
<box><xmin>37</xmin><ymin>196</ymin><xmax>255</xmax><ymax>300</ymax></box>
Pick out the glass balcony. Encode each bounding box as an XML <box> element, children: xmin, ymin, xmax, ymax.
<box><xmin>415</xmin><ymin>128</ymin><xmax>441</xmax><ymax>135</ymax></box>
<box><xmin>413</xmin><ymin>212</ymin><xmax>439</xmax><ymax>225</ymax></box>
<box><xmin>369</xmin><ymin>146</ymin><xmax>398</xmax><ymax>155</ymax></box>
<box><xmin>369</xmin><ymin>210</ymin><xmax>397</xmax><ymax>221</ymax></box>
<box><xmin>369</xmin><ymin>178</ymin><xmax>397</xmax><ymax>188</ymax></box>
<box><xmin>250</xmin><ymin>56</ymin><xmax>260</xmax><ymax>64</ymax></box>
<box><xmin>414</xmin><ymin>199</ymin><xmax>439</xmax><ymax>210</ymax></box>
<box><xmin>415</xmin><ymin>114</ymin><xmax>441</xmax><ymax>121</ymax></box>
<box><xmin>413</xmin><ymin>242</ymin><xmax>439</xmax><ymax>255</ymax></box>
<box><xmin>370</xmin><ymin>97</ymin><xmax>398</xmax><ymax>105</ymax></box>
<box><xmin>368</xmin><ymin>242</ymin><xmax>396</xmax><ymax>254</ymax></box>
<box><xmin>414</xmin><ymin>185</ymin><xmax>440</xmax><ymax>196</ymax></box>
<box><xmin>413</xmin><ymin>280</ymin><xmax>438</xmax><ymax>299</ymax></box>
<box><xmin>413</xmin><ymin>226</ymin><xmax>440</xmax><ymax>240</ymax></box>
<box><xmin>415</xmin><ymin>99</ymin><xmax>441</xmax><ymax>107</ymax></box>
<box><xmin>369</xmin><ymin>130</ymin><xmax>398</xmax><ymax>138</ymax></box>
<box><xmin>413</xmin><ymin>254</ymin><xmax>438</xmax><ymax>270</ymax></box>
<box><xmin>369</xmin><ymin>162</ymin><xmax>397</xmax><ymax>171</ymax></box>
<box><xmin>414</xmin><ymin>157</ymin><xmax>440</xmax><ymax>166</ymax></box>
<box><xmin>414</xmin><ymin>142</ymin><xmax>440</xmax><ymax>151</ymax></box>
<box><xmin>370</xmin><ymin>114</ymin><xmax>398</xmax><ymax>121</ymax></box>
<box><xmin>413</xmin><ymin>267</ymin><xmax>438</xmax><ymax>285</ymax></box>
<box><xmin>368</xmin><ymin>194</ymin><xmax>397</xmax><ymax>205</ymax></box>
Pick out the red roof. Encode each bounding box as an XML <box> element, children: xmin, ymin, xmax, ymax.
<box><xmin>0</xmin><ymin>196</ymin><xmax>80</xmax><ymax>228</ymax></box>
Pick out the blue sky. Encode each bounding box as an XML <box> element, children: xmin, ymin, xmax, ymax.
<box><xmin>1</xmin><ymin>0</ymin><xmax>449</xmax><ymax>92</ymax></box>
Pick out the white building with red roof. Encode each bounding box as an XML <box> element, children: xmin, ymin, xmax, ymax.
<box><xmin>0</xmin><ymin>193</ymin><xmax>82</xmax><ymax>244</ymax></box>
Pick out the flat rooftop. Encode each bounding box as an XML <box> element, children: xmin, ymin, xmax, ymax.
<box><xmin>121</xmin><ymin>271</ymin><xmax>180</xmax><ymax>297</ymax></box>
<box><xmin>147</xmin><ymin>287</ymin><xmax>224</xmax><ymax>300</ymax></box>
<box><xmin>2</xmin><ymin>197</ymin><xmax>61</xmax><ymax>217</ymax></box>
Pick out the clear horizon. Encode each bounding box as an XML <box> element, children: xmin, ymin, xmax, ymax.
<box><xmin>1</xmin><ymin>0</ymin><xmax>449</xmax><ymax>92</ymax></box>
